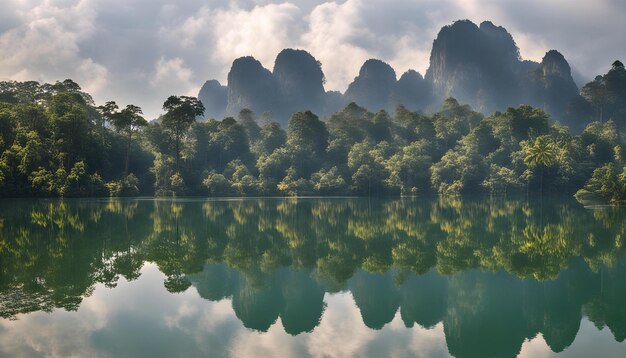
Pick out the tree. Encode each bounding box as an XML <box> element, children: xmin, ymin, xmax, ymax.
<box><xmin>430</xmin><ymin>147</ymin><xmax>486</xmax><ymax>195</ymax></box>
<box><xmin>277</xmin><ymin>166</ymin><xmax>310</xmax><ymax>196</ymax></box>
<box><xmin>604</xmin><ymin>60</ymin><xmax>626</xmax><ymax>129</ymax></box>
<box><xmin>581</xmin><ymin>75</ymin><xmax>610</xmax><ymax>122</ymax></box>
<box><xmin>432</xmin><ymin>97</ymin><xmax>482</xmax><ymax>151</ymax></box>
<box><xmin>237</xmin><ymin>109</ymin><xmax>261</xmax><ymax>143</ymax></box>
<box><xmin>581</xmin><ymin>120</ymin><xmax>620</xmax><ymax>164</ymax></box>
<box><xmin>386</xmin><ymin>140</ymin><xmax>433</xmax><ymax>194</ymax></box>
<box><xmin>111</xmin><ymin>104</ymin><xmax>147</xmax><ymax>176</ymax></box>
<box><xmin>287</xmin><ymin>111</ymin><xmax>328</xmax><ymax>157</ymax></box>
<box><xmin>203</xmin><ymin>171</ymin><xmax>232</xmax><ymax>196</ymax></box>
<box><xmin>257</xmin><ymin>147</ymin><xmax>291</xmax><ymax>183</ymax></box>
<box><xmin>209</xmin><ymin>117</ymin><xmax>250</xmax><ymax>171</ymax></box>
<box><xmin>47</xmin><ymin>92</ymin><xmax>91</xmax><ymax>168</ymax></box>
<box><xmin>96</xmin><ymin>101</ymin><xmax>118</xmax><ymax>131</ymax></box>
<box><xmin>507</xmin><ymin>105</ymin><xmax>550</xmax><ymax>141</ymax></box>
<box><xmin>575</xmin><ymin>163</ymin><xmax>626</xmax><ymax>204</ymax></box>
<box><xmin>161</xmin><ymin>96</ymin><xmax>205</xmax><ymax>173</ymax></box>
<box><xmin>254</xmin><ymin>121</ymin><xmax>286</xmax><ymax>156</ymax></box>
<box><xmin>310</xmin><ymin>167</ymin><xmax>346</xmax><ymax>194</ymax></box>
<box><xmin>348</xmin><ymin>141</ymin><xmax>386</xmax><ymax>195</ymax></box>
<box><xmin>105</xmin><ymin>173</ymin><xmax>140</xmax><ymax>197</ymax></box>
<box><xmin>481</xmin><ymin>164</ymin><xmax>522</xmax><ymax>195</ymax></box>
<box><xmin>286</xmin><ymin>111</ymin><xmax>328</xmax><ymax>177</ymax></box>
<box><xmin>524</xmin><ymin>136</ymin><xmax>557</xmax><ymax>194</ymax></box>
<box><xmin>578</xmin><ymin>61</ymin><xmax>626</xmax><ymax>129</ymax></box>
<box><xmin>223</xmin><ymin>159</ymin><xmax>258</xmax><ymax>195</ymax></box>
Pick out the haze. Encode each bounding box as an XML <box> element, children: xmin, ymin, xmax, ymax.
<box><xmin>1</xmin><ymin>0</ymin><xmax>625</xmax><ymax>119</ymax></box>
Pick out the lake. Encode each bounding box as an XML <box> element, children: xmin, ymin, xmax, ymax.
<box><xmin>0</xmin><ymin>197</ymin><xmax>625</xmax><ymax>357</ymax></box>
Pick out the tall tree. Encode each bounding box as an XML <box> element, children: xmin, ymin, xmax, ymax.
<box><xmin>581</xmin><ymin>75</ymin><xmax>610</xmax><ymax>122</ymax></box>
<box><xmin>96</xmin><ymin>101</ymin><xmax>118</xmax><ymax>129</ymax></box>
<box><xmin>96</xmin><ymin>101</ymin><xmax>119</xmax><ymax>145</ymax></box>
<box><xmin>237</xmin><ymin>109</ymin><xmax>261</xmax><ymax>143</ymax></box>
<box><xmin>161</xmin><ymin>96</ymin><xmax>205</xmax><ymax>173</ymax></box>
<box><xmin>286</xmin><ymin>111</ymin><xmax>328</xmax><ymax>177</ymax></box>
<box><xmin>287</xmin><ymin>111</ymin><xmax>328</xmax><ymax>156</ymax></box>
<box><xmin>47</xmin><ymin>92</ymin><xmax>91</xmax><ymax>168</ymax></box>
<box><xmin>111</xmin><ymin>104</ymin><xmax>147</xmax><ymax>176</ymax></box>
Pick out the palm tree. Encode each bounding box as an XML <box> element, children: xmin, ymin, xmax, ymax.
<box><xmin>524</xmin><ymin>136</ymin><xmax>557</xmax><ymax>194</ymax></box>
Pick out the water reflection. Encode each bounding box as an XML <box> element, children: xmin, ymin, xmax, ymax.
<box><xmin>0</xmin><ymin>197</ymin><xmax>625</xmax><ymax>357</ymax></box>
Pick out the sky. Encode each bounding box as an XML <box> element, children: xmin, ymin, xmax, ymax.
<box><xmin>0</xmin><ymin>0</ymin><xmax>625</xmax><ymax>119</ymax></box>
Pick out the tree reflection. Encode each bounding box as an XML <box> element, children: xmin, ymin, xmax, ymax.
<box><xmin>0</xmin><ymin>197</ymin><xmax>625</xmax><ymax>357</ymax></box>
<box><xmin>0</xmin><ymin>199</ymin><xmax>150</xmax><ymax>318</ymax></box>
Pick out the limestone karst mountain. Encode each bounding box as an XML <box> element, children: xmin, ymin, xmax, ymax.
<box><xmin>273</xmin><ymin>49</ymin><xmax>327</xmax><ymax>120</ymax></box>
<box><xmin>344</xmin><ymin>59</ymin><xmax>397</xmax><ymax>113</ymax></box>
<box><xmin>225</xmin><ymin>56</ymin><xmax>278</xmax><ymax>118</ymax></box>
<box><xmin>425</xmin><ymin>20</ymin><xmax>581</xmax><ymax>126</ymax></box>
<box><xmin>525</xmin><ymin>50</ymin><xmax>581</xmax><ymax>122</ymax></box>
<box><xmin>209</xmin><ymin>50</ymin><xmax>346</xmax><ymax>124</ymax></box>
<box><xmin>198</xmin><ymin>20</ymin><xmax>582</xmax><ymax>128</ymax></box>
<box><xmin>391</xmin><ymin>70</ymin><xmax>432</xmax><ymax>111</ymax></box>
<box><xmin>426</xmin><ymin>20</ymin><xmax>522</xmax><ymax>113</ymax></box>
<box><xmin>197</xmin><ymin>80</ymin><xmax>227</xmax><ymax>119</ymax></box>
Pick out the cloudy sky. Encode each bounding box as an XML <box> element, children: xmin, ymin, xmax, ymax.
<box><xmin>1</xmin><ymin>0</ymin><xmax>625</xmax><ymax>119</ymax></box>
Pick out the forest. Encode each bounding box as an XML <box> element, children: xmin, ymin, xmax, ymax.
<box><xmin>0</xmin><ymin>61</ymin><xmax>625</xmax><ymax>203</ymax></box>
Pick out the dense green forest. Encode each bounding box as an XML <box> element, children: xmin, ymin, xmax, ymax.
<box><xmin>0</xmin><ymin>61</ymin><xmax>625</xmax><ymax>202</ymax></box>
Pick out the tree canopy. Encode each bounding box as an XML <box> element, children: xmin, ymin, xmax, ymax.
<box><xmin>0</xmin><ymin>72</ymin><xmax>624</xmax><ymax>203</ymax></box>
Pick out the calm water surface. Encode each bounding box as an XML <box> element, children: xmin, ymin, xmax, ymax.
<box><xmin>0</xmin><ymin>197</ymin><xmax>625</xmax><ymax>357</ymax></box>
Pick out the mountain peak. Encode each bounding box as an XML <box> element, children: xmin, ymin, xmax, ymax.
<box><xmin>197</xmin><ymin>80</ymin><xmax>227</xmax><ymax>119</ymax></box>
<box><xmin>427</xmin><ymin>20</ymin><xmax>521</xmax><ymax>112</ymax></box>
<box><xmin>358</xmin><ymin>59</ymin><xmax>397</xmax><ymax>80</ymax></box>
<box><xmin>226</xmin><ymin>56</ymin><xmax>277</xmax><ymax>116</ymax></box>
<box><xmin>540</xmin><ymin>50</ymin><xmax>572</xmax><ymax>77</ymax></box>
<box><xmin>345</xmin><ymin>59</ymin><xmax>397</xmax><ymax>112</ymax></box>
<box><xmin>273</xmin><ymin>48</ymin><xmax>326</xmax><ymax>118</ymax></box>
<box><xmin>201</xmin><ymin>20</ymin><xmax>581</xmax><ymax>128</ymax></box>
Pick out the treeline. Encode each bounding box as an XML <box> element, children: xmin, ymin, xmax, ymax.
<box><xmin>0</xmin><ymin>80</ymin><xmax>154</xmax><ymax>197</ymax></box>
<box><xmin>0</xmin><ymin>62</ymin><xmax>625</xmax><ymax>201</ymax></box>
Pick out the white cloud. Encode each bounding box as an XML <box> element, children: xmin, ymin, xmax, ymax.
<box><xmin>302</xmin><ymin>0</ymin><xmax>373</xmax><ymax>92</ymax></box>
<box><xmin>211</xmin><ymin>3</ymin><xmax>302</xmax><ymax>73</ymax></box>
<box><xmin>151</xmin><ymin>57</ymin><xmax>194</xmax><ymax>94</ymax></box>
<box><xmin>0</xmin><ymin>0</ymin><xmax>108</xmax><ymax>91</ymax></box>
<box><xmin>78</xmin><ymin>58</ymin><xmax>109</xmax><ymax>93</ymax></box>
<box><xmin>1</xmin><ymin>0</ymin><xmax>626</xmax><ymax>118</ymax></box>
<box><xmin>387</xmin><ymin>35</ymin><xmax>432</xmax><ymax>78</ymax></box>
<box><xmin>512</xmin><ymin>31</ymin><xmax>550</xmax><ymax>63</ymax></box>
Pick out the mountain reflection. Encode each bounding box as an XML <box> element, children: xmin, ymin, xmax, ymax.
<box><xmin>0</xmin><ymin>197</ymin><xmax>625</xmax><ymax>357</ymax></box>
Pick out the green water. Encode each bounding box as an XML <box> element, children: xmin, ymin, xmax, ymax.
<box><xmin>0</xmin><ymin>197</ymin><xmax>625</xmax><ymax>357</ymax></box>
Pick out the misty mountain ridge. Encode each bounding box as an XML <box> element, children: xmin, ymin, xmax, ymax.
<box><xmin>198</xmin><ymin>20</ymin><xmax>589</xmax><ymax>130</ymax></box>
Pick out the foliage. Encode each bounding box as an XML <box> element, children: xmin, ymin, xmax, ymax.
<box><xmin>0</xmin><ymin>80</ymin><xmax>153</xmax><ymax>197</ymax></box>
<box><xmin>310</xmin><ymin>167</ymin><xmax>346</xmax><ymax>194</ymax></box>
<box><xmin>203</xmin><ymin>172</ymin><xmax>232</xmax><ymax>196</ymax></box>
<box><xmin>575</xmin><ymin>163</ymin><xmax>626</xmax><ymax>204</ymax></box>
<box><xmin>105</xmin><ymin>174</ymin><xmax>140</xmax><ymax>197</ymax></box>
<box><xmin>1</xmin><ymin>75</ymin><xmax>625</xmax><ymax>203</ymax></box>
<box><xmin>579</xmin><ymin>61</ymin><xmax>626</xmax><ymax>129</ymax></box>
<box><xmin>161</xmin><ymin>96</ymin><xmax>205</xmax><ymax>174</ymax></box>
